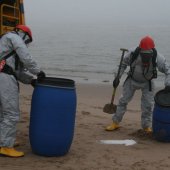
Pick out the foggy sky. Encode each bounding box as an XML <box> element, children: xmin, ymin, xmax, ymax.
<box><xmin>24</xmin><ymin>0</ymin><xmax>170</xmax><ymax>25</ymax></box>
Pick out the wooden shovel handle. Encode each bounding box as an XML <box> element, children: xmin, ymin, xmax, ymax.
<box><xmin>111</xmin><ymin>88</ymin><xmax>116</xmax><ymax>104</ymax></box>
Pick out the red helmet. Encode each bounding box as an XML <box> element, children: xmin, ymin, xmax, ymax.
<box><xmin>139</xmin><ymin>36</ymin><xmax>155</xmax><ymax>50</ymax></box>
<box><xmin>15</xmin><ymin>25</ymin><xmax>32</xmax><ymax>42</ymax></box>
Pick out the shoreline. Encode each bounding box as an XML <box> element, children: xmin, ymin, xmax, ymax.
<box><xmin>45</xmin><ymin>72</ymin><xmax>166</xmax><ymax>89</ymax></box>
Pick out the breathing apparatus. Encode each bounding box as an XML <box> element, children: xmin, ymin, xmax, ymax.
<box><xmin>14</xmin><ymin>25</ymin><xmax>32</xmax><ymax>45</ymax></box>
<box><xmin>139</xmin><ymin>36</ymin><xmax>155</xmax><ymax>68</ymax></box>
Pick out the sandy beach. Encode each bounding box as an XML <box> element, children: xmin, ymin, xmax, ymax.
<box><xmin>0</xmin><ymin>82</ymin><xmax>170</xmax><ymax>170</ymax></box>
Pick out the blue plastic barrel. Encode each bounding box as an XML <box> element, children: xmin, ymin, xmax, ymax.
<box><xmin>29</xmin><ymin>77</ymin><xmax>77</xmax><ymax>156</ymax></box>
<box><xmin>153</xmin><ymin>89</ymin><xmax>170</xmax><ymax>142</ymax></box>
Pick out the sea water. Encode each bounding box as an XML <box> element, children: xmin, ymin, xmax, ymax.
<box><xmin>29</xmin><ymin>22</ymin><xmax>170</xmax><ymax>87</ymax></box>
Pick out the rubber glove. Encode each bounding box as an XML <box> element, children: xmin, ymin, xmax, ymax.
<box><xmin>113</xmin><ymin>77</ymin><xmax>120</xmax><ymax>88</ymax></box>
<box><xmin>31</xmin><ymin>79</ymin><xmax>37</xmax><ymax>87</ymax></box>
<box><xmin>165</xmin><ymin>86</ymin><xmax>170</xmax><ymax>92</ymax></box>
<box><xmin>37</xmin><ymin>71</ymin><xmax>46</xmax><ymax>80</ymax></box>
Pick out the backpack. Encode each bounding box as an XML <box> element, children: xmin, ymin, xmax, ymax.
<box><xmin>0</xmin><ymin>33</ymin><xmax>16</xmax><ymax>63</ymax></box>
<box><xmin>0</xmin><ymin>33</ymin><xmax>18</xmax><ymax>78</ymax></box>
<box><xmin>128</xmin><ymin>47</ymin><xmax>157</xmax><ymax>91</ymax></box>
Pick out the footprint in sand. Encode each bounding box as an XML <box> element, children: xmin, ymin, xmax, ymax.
<box><xmin>81</xmin><ymin>111</ymin><xmax>91</xmax><ymax>115</ymax></box>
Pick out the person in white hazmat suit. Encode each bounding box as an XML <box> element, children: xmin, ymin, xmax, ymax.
<box><xmin>0</xmin><ymin>25</ymin><xmax>45</xmax><ymax>157</ymax></box>
<box><xmin>106</xmin><ymin>36</ymin><xmax>170</xmax><ymax>133</ymax></box>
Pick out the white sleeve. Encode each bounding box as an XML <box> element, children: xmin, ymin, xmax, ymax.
<box><xmin>10</xmin><ymin>34</ymin><xmax>41</xmax><ymax>75</ymax></box>
<box><xmin>157</xmin><ymin>53</ymin><xmax>170</xmax><ymax>86</ymax></box>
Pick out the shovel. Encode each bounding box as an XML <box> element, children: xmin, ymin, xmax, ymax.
<box><xmin>103</xmin><ymin>48</ymin><xmax>128</xmax><ymax>114</ymax></box>
<box><xmin>103</xmin><ymin>87</ymin><xmax>117</xmax><ymax>113</ymax></box>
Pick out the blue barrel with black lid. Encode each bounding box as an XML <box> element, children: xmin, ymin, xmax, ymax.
<box><xmin>29</xmin><ymin>77</ymin><xmax>77</xmax><ymax>156</ymax></box>
<box><xmin>153</xmin><ymin>89</ymin><xmax>170</xmax><ymax>142</ymax></box>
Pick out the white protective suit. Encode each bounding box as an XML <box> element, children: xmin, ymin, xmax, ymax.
<box><xmin>112</xmin><ymin>48</ymin><xmax>170</xmax><ymax>129</ymax></box>
<box><xmin>0</xmin><ymin>32</ymin><xmax>41</xmax><ymax>147</ymax></box>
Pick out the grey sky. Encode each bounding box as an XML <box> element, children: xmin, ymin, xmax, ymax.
<box><xmin>24</xmin><ymin>0</ymin><xmax>170</xmax><ymax>25</ymax></box>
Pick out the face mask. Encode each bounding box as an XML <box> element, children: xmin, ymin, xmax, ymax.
<box><xmin>24</xmin><ymin>34</ymin><xmax>32</xmax><ymax>45</ymax></box>
<box><xmin>140</xmin><ymin>51</ymin><xmax>153</xmax><ymax>67</ymax></box>
<box><xmin>17</xmin><ymin>31</ymin><xmax>31</xmax><ymax>45</ymax></box>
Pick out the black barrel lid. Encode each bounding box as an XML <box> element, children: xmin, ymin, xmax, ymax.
<box><xmin>154</xmin><ymin>89</ymin><xmax>170</xmax><ymax>107</ymax></box>
<box><xmin>37</xmin><ymin>77</ymin><xmax>75</xmax><ymax>88</ymax></box>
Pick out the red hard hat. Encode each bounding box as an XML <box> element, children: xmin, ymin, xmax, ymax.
<box><xmin>15</xmin><ymin>25</ymin><xmax>32</xmax><ymax>42</ymax></box>
<box><xmin>139</xmin><ymin>36</ymin><xmax>155</xmax><ymax>50</ymax></box>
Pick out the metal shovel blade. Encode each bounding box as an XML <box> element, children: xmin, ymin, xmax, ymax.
<box><xmin>103</xmin><ymin>103</ymin><xmax>117</xmax><ymax>114</ymax></box>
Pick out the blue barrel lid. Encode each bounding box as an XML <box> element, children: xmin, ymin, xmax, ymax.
<box><xmin>37</xmin><ymin>77</ymin><xmax>75</xmax><ymax>88</ymax></box>
<box><xmin>154</xmin><ymin>89</ymin><xmax>170</xmax><ymax>107</ymax></box>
